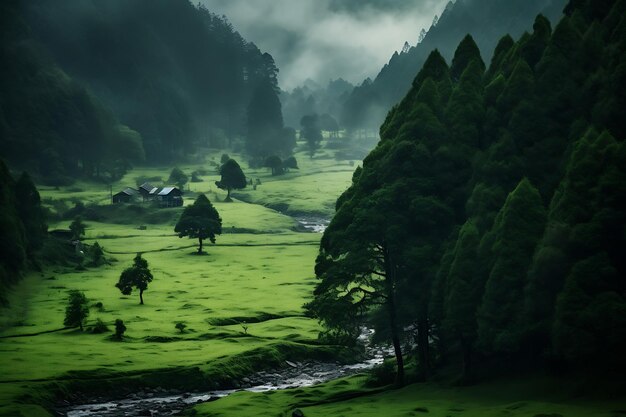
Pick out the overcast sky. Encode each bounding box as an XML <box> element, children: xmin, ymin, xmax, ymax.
<box><xmin>199</xmin><ymin>0</ymin><xmax>449</xmax><ymax>90</ymax></box>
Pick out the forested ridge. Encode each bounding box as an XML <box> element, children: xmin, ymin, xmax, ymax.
<box><xmin>0</xmin><ymin>0</ymin><xmax>290</xmax><ymax>184</ymax></box>
<box><xmin>341</xmin><ymin>0</ymin><xmax>567</xmax><ymax>132</ymax></box>
<box><xmin>309</xmin><ymin>0</ymin><xmax>626</xmax><ymax>384</ymax></box>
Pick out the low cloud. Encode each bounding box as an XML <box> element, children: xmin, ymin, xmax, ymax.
<box><xmin>199</xmin><ymin>0</ymin><xmax>448</xmax><ymax>90</ymax></box>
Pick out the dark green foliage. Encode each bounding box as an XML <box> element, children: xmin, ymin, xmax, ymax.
<box><xmin>116</xmin><ymin>254</ymin><xmax>153</xmax><ymax>305</ymax></box>
<box><xmin>64</xmin><ymin>290</ymin><xmax>89</xmax><ymax>331</ymax></box>
<box><xmin>168</xmin><ymin>168</ymin><xmax>188</xmax><ymax>190</ymax></box>
<box><xmin>69</xmin><ymin>216</ymin><xmax>86</xmax><ymax>240</ymax></box>
<box><xmin>342</xmin><ymin>0</ymin><xmax>566</xmax><ymax>130</ymax></box>
<box><xmin>441</xmin><ymin>221</ymin><xmax>482</xmax><ymax>378</ymax></box>
<box><xmin>23</xmin><ymin>0</ymin><xmax>280</xmax><ymax>163</ymax></box>
<box><xmin>300</xmin><ymin>114</ymin><xmax>324</xmax><ymax>159</ymax></box>
<box><xmin>216</xmin><ymin>159</ymin><xmax>246</xmax><ymax>201</ymax></box>
<box><xmin>0</xmin><ymin>161</ymin><xmax>47</xmax><ymax>303</ymax></box>
<box><xmin>90</xmin><ymin>318</ymin><xmax>109</xmax><ymax>334</ymax></box>
<box><xmin>311</xmin><ymin>0</ymin><xmax>626</xmax><ymax>381</ymax></box>
<box><xmin>264</xmin><ymin>156</ymin><xmax>284</xmax><ymax>176</ymax></box>
<box><xmin>174</xmin><ymin>194</ymin><xmax>222</xmax><ymax>254</ymax></box>
<box><xmin>0</xmin><ymin>0</ymin><xmax>144</xmax><ymax>182</ymax></box>
<box><xmin>477</xmin><ymin>179</ymin><xmax>546</xmax><ymax>354</ymax></box>
<box><xmin>450</xmin><ymin>35</ymin><xmax>486</xmax><ymax>81</ymax></box>
<box><xmin>283</xmin><ymin>156</ymin><xmax>299</xmax><ymax>170</ymax></box>
<box><xmin>175</xmin><ymin>322</ymin><xmax>187</xmax><ymax>334</ymax></box>
<box><xmin>87</xmin><ymin>242</ymin><xmax>105</xmax><ymax>267</ymax></box>
<box><xmin>246</xmin><ymin>55</ymin><xmax>293</xmax><ymax>159</ymax></box>
<box><xmin>114</xmin><ymin>319</ymin><xmax>126</xmax><ymax>340</ymax></box>
<box><xmin>14</xmin><ymin>172</ymin><xmax>47</xmax><ymax>254</ymax></box>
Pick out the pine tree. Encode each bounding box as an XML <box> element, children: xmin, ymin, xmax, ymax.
<box><xmin>477</xmin><ymin>178</ymin><xmax>546</xmax><ymax>354</ymax></box>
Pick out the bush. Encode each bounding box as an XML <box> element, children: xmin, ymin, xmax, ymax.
<box><xmin>113</xmin><ymin>319</ymin><xmax>126</xmax><ymax>340</ymax></box>
<box><xmin>365</xmin><ymin>360</ymin><xmax>397</xmax><ymax>387</ymax></box>
<box><xmin>175</xmin><ymin>322</ymin><xmax>187</xmax><ymax>333</ymax></box>
<box><xmin>90</xmin><ymin>318</ymin><xmax>109</xmax><ymax>334</ymax></box>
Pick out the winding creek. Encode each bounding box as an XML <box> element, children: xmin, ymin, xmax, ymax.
<box><xmin>62</xmin><ymin>217</ymin><xmax>381</xmax><ymax>417</ymax></box>
<box><xmin>63</xmin><ymin>330</ymin><xmax>389</xmax><ymax>417</ymax></box>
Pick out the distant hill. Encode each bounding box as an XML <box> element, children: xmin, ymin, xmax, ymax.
<box><xmin>24</xmin><ymin>0</ymin><xmax>281</xmax><ymax>163</ymax></box>
<box><xmin>341</xmin><ymin>0</ymin><xmax>567</xmax><ymax>131</ymax></box>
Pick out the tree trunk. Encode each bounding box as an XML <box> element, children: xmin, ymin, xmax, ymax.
<box><xmin>79</xmin><ymin>322</ymin><xmax>83</xmax><ymax>332</ymax></box>
<box><xmin>417</xmin><ymin>317</ymin><xmax>430</xmax><ymax>379</ymax></box>
<box><xmin>226</xmin><ymin>188</ymin><xmax>232</xmax><ymax>202</ymax></box>
<box><xmin>384</xmin><ymin>246</ymin><xmax>404</xmax><ymax>386</ymax></box>
<box><xmin>198</xmin><ymin>237</ymin><xmax>203</xmax><ymax>254</ymax></box>
<box><xmin>139</xmin><ymin>289</ymin><xmax>144</xmax><ymax>305</ymax></box>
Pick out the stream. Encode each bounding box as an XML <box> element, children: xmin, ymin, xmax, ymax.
<box><xmin>62</xmin><ymin>217</ymin><xmax>379</xmax><ymax>417</ymax></box>
<box><xmin>62</xmin><ymin>330</ymin><xmax>389</xmax><ymax>417</ymax></box>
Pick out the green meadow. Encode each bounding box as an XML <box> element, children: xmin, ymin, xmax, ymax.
<box><xmin>1</xmin><ymin>147</ymin><xmax>622</xmax><ymax>417</ymax></box>
<box><xmin>195</xmin><ymin>373</ymin><xmax>626</xmax><ymax>417</ymax></box>
<box><xmin>0</xmin><ymin>148</ymin><xmax>356</xmax><ymax>416</ymax></box>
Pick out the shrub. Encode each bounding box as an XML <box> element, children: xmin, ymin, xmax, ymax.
<box><xmin>90</xmin><ymin>318</ymin><xmax>109</xmax><ymax>334</ymax></box>
<box><xmin>114</xmin><ymin>319</ymin><xmax>126</xmax><ymax>340</ymax></box>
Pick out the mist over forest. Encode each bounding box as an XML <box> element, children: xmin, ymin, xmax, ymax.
<box><xmin>0</xmin><ymin>1</ymin><xmax>624</xmax><ymax>417</ymax></box>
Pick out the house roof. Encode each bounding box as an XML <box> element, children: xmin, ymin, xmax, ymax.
<box><xmin>114</xmin><ymin>188</ymin><xmax>138</xmax><ymax>197</ymax></box>
<box><xmin>139</xmin><ymin>183</ymin><xmax>157</xmax><ymax>194</ymax></box>
<box><xmin>158</xmin><ymin>187</ymin><xmax>178</xmax><ymax>195</ymax></box>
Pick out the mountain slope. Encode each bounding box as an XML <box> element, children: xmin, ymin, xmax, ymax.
<box><xmin>341</xmin><ymin>0</ymin><xmax>567</xmax><ymax>131</ymax></box>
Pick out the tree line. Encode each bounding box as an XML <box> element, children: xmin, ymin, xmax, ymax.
<box><xmin>307</xmin><ymin>0</ymin><xmax>626</xmax><ymax>385</ymax></box>
<box><xmin>0</xmin><ymin>0</ymin><xmax>293</xmax><ymax>184</ymax></box>
<box><xmin>0</xmin><ymin>160</ymin><xmax>47</xmax><ymax>304</ymax></box>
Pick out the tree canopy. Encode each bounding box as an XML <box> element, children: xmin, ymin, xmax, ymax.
<box><xmin>216</xmin><ymin>159</ymin><xmax>246</xmax><ymax>202</ymax></box>
<box><xmin>116</xmin><ymin>254</ymin><xmax>154</xmax><ymax>305</ymax></box>
<box><xmin>174</xmin><ymin>194</ymin><xmax>222</xmax><ymax>254</ymax></box>
<box><xmin>309</xmin><ymin>0</ymin><xmax>626</xmax><ymax>384</ymax></box>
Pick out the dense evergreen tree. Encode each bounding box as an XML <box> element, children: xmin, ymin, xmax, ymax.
<box><xmin>476</xmin><ymin>179</ymin><xmax>546</xmax><ymax>354</ymax></box>
<box><xmin>311</xmin><ymin>0</ymin><xmax>626</xmax><ymax>381</ymax></box>
<box><xmin>341</xmin><ymin>0</ymin><xmax>566</xmax><ymax>131</ymax></box>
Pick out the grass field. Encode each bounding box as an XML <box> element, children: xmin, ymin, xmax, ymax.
<box><xmin>194</xmin><ymin>373</ymin><xmax>626</xmax><ymax>417</ymax></box>
<box><xmin>0</xmin><ymin>147</ymin><xmax>357</xmax><ymax>416</ymax></box>
<box><xmin>1</xmin><ymin>146</ymin><xmax>623</xmax><ymax>417</ymax></box>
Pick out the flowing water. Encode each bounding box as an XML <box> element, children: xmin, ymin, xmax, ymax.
<box><xmin>63</xmin><ymin>330</ymin><xmax>390</xmax><ymax>417</ymax></box>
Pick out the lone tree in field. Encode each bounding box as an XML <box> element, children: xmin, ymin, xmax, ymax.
<box><xmin>69</xmin><ymin>216</ymin><xmax>86</xmax><ymax>240</ymax></box>
<box><xmin>116</xmin><ymin>253</ymin><xmax>154</xmax><ymax>304</ymax></box>
<box><xmin>174</xmin><ymin>194</ymin><xmax>222</xmax><ymax>254</ymax></box>
<box><xmin>64</xmin><ymin>290</ymin><xmax>89</xmax><ymax>331</ymax></box>
<box><xmin>264</xmin><ymin>155</ymin><xmax>283</xmax><ymax>176</ymax></box>
<box><xmin>216</xmin><ymin>159</ymin><xmax>246</xmax><ymax>202</ymax></box>
<box><xmin>168</xmin><ymin>167</ymin><xmax>188</xmax><ymax>190</ymax></box>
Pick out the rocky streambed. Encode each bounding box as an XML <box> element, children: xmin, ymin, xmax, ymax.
<box><xmin>62</xmin><ymin>330</ymin><xmax>389</xmax><ymax>417</ymax></box>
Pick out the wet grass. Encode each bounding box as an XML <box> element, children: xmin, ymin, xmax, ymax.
<box><xmin>193</xmin><ymin>373</ymin><xmax>626</xmax><ymax>417</ymax></box>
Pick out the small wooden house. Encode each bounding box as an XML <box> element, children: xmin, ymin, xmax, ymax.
<box><xmin>138</xmin><ymin>182</ymin><xmax>159</xmax><ymax>201</ymax></box>
<box><xmin>112</xmin><ymin>187</ymin><xmax>139</xmax><ymax>204</ymax></box>
<box><xmin>157</xmin><ymin>187</ymin><xmax>183</xmax><ymax>207</ymax></box>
